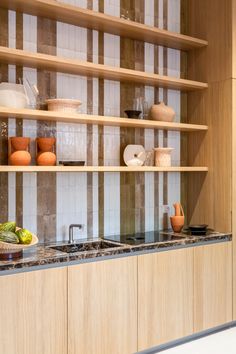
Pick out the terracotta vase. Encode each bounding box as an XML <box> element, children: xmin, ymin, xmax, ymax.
<box><xmin>154</xmin><ymin>147</ymin><xmax>174</xmax><ymax>167</ymax></box>
<box><xmin>170</xmin><ymin>203</ymin><xmax>185</xmax><ymax>233</ymax></box>
<box><xmin>37</xmin><ymin>137</ymin><xmax>56</xmax><ymax>152</ymax></box>
<box><xmin>150</xmin><ymin>102</ymin><xmax>175</xmax><ymax>122</ymax></box>
<box><xmin>9</xmin><ymin>151</ymin><xmax>31</xmax><ymax>166</ymax></box>
<box><xmin>37</xmin><ymin>152</ymin><xmax>56</xmax><ymax>166</ymax></box>
<box><xmin>10</xmin><ymin>137</ymin><xmax>30</xmax><ymax>151</ymax></box>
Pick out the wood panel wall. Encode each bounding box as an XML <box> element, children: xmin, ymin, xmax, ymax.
<box><xmin>187</xmin><ymin>0</ymin><xmax>232</xmax><ymax>232</ymax></box>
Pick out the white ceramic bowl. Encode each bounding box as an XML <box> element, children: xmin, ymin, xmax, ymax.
<box><xmin>46</xmin><ymin>99</ymin><xmax>82</xmax><ymax>113</ymax></box>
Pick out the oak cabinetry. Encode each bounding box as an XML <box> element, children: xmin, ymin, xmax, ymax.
<box><xmin>0</xmin><ymin>267</ymin><xmax>67</xmax><ymax>354</ymax></box>
<box><xmin>194</xmin><ymin>242</ymin><xmax>233</xmax><ymax>332</ymax></box>
<box><xmin>68</xmin><ymin>256</ymin><xmax>138</xmax><ymax>354</ymax></box>
<box><xmin>138</xmin><ymin>248</ymin><xmax>194</xmax><ymax>351</ymax></box>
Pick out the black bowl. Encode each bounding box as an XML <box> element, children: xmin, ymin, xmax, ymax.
<box><xmin>189</xmin><ymin>224</ymin><xmax>208</xmax><ymax>231</ymax></box>
<box><xmin>124</xmin><ymin>110</ymin><xmax>142</xmax><ymax>119</ymax></box>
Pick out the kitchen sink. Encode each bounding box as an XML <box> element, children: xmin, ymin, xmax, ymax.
<box><xmin>49</xmin><ymin>240</ymin><xmax>122</xmax><ymax>254</ymax></box>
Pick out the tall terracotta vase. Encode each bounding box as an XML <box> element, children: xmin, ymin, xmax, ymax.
<box><xmin>9</xmin><ymin>137</ymin><xmax>31</xmax><ymax>166</ymax></box>
<box><xmin>36</xmin><ymin>137</ymin><xmax>56</xmax><ymax>166</ymax></box>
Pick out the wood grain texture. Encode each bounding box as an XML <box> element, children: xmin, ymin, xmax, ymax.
<box><xmin>138</xmin><ymin>248</ymin><xmax>194</xmax><ymax>351</ymax></box>
<box><xmin>194</xmin><ymin>242</ymin><xmax>233</xmax><ymax>332</ymax></box>
<box><xmin>0</xmin><ymin>106</ymin><xmax>208</xmax><ymax>131</ymax></box>
<box><xmin>0</xmin><ymin>46</ymin><xmax>208</xmax><ymax>91</ymax></box>
<box><xmin>187</xmin><ymin>80</ymin><xmax>232</xmax><ymax>231</ymax></box>
<box><xmin>232</xmin><ymin>78</ymin><xmax>236</xmax><ymax>319</ymax></box>
<box><xmin>0</xmin><ymin>166</ymin><xmax>209</xmax><ymax>173</ymax></box>
<box><xmin>68</xmin><ymin>257</ymin><xmax>138</xmax><ymax>354</ymax></box>
<box><xmin>0</xmin><ymin>0</ymin><xmax>208</xmax><ymax>51</ymax></box>
<box><xmin>187</xmin><ymin>0</ymin><xmax>232</xmax><ymax>232</ymax></box>
<box><xmin>188</xmin><ymin>0</ymin><xmax>232</xmax><ymax>83</ymax></box>
<box><xmin>0</xmin><ymin>267</ymin><xmax>67</xmax><ymax>354</ymax></box>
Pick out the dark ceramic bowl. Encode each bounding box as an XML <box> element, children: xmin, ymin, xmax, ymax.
<box><xmin>124</xmin><ymin>110</ymin><xmax>142</xmax><ymax>119</ymax></box>
<box><xmin>59</xmin><ymin>161</ymin><xmax>85</xmax><ymax>166</ymax></box>
<box><xmin>189</xmin><ymin>224</ymin><xmax>208</xmax><ymax>231</ymax></box>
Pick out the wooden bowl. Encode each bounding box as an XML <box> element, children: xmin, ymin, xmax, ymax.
<box><xmin>0</xmin><ymin>231</ymin><xmax>38</xmax><ymax>251</ymax></box>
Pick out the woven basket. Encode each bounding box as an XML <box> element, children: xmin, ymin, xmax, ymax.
<box><xmin>0</xmin><ymin>232</ymin><xmax>38</xmax><ymax>251</ymax></box>
<box><xmin>46</xmin><ymin>99</ymin><xmax>82</xmax><ymax>113</ymax></box>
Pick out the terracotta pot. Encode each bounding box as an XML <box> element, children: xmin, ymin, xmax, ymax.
<box><xmin>11</xmin><ymin>137</ymin><xmax>30</xmax><ymax>151</ymax></box>
<box><xmin>170</xmin><ymin>216</ymin><xmax>185</xmax><ymax>233</ymax></box>
<box><xmin>154</xmin><ymin>148</ymin><xmax>174</xmax><ymax>167</ymax></box>
<box><xmin>37</xmin><ymin>138</ymin><xmax>56</xmax><ymax>152</ymax></box>
<box><xmin>9</xmin><ymin>151</ymin><xmax>31</xmax><ymax>166</ymax></box>
<box><xmin>150</xmin><ymin>102</ymin><xmax>175</xmax><ymax>122</ymax></box>
<box><xmin>37</xmin><ymin>152</ymin><xmax>56</xmax><ymax>166</ymax></box>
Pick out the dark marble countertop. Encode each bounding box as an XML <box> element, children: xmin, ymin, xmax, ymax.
<box><xmin>0</xmin><ymin>230</ymin><xmax>232</xmax><ymax>274</ymax></box>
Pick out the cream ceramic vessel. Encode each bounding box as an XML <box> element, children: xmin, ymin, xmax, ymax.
<box><xmin>150</xmin><ymin>102</ymin><xmax>175</xmax><ymax>122</ymax></box>
<box><xmin>154</xmin><ymin>147</ymin><xmax>174</xmax><ymax>167</ymax></box>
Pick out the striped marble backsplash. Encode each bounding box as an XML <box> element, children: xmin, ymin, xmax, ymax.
<box><xmin>0</xmin><ymin>0</ymin><xmax>187</xmax><ymax>242</ymax></box>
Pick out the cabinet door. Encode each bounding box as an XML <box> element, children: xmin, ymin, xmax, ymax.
<box><xmin>68</xmin><ymin>257</ymin><xmax>137</xmax><ymax>354</ymax></box>
<box><xmin>0</xmin><ymin>267</ymin><xmax>67</xmax><ymax>354</ymax></box>
<box><xmin>138</xmin><ymin>248</ymin><xmax>193</xmax><ymax>351</ymax></box>
<box><xmin>194</xmin><ymin>242</ymin><xmax>232</xmax><ymax>332</ymax></box>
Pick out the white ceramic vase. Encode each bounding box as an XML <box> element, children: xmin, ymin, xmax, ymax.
<box><xmin>150</xmin><ymin>102</ymin><xmax>175</xmax><ymax>122</ymax></box>
<box><xmin>154</xmin><ymin>148</ymin><xmax>174</xmax><ymax>167</ymax></box>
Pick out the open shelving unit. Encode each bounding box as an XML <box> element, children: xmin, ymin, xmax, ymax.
<box><xmin>0</xmin><ymin>107</ymin><xmax>208</xmax><ymax>132</ymax></box>
<box><xmin>0</xmin><ymin>47</ymin><xmax>208</xmax><ymax>91</ymax></box>
<box><xmin>0</xmin><ymin>166</ymin><xmax>209</xmax><ymax>173</ymax></box>
<box><xmin>0</xmin><ymin>2</ymin><xmax>209</xmax><ymax>174</ymax></box>
<box><xmin>0</xmin><ymin>0</ymin><xmax>208</xmax><ymax>51</ymax></box>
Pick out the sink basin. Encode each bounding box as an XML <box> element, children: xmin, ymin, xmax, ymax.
<box><xmin>49</xmin><ymin>240</ymin><xmax>122</xmax><ymax>254</ymax></box>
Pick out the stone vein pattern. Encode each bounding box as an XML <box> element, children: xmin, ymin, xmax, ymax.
<box><xmin>0</xmin><ymin>232</ymin><xmax>231</xmax><ymax>273</ymax></box>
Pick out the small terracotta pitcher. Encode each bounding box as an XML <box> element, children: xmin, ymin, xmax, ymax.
<box><xmin>170</xmin><ymin>203</ymin><xmax>185</xmax><ymax>233</ymax></box>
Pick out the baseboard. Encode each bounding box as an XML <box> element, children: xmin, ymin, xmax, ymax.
<box><xmin>137</xmin><ymin>321</ymin><xmax>236</xmax><ymax>354</ymax></box>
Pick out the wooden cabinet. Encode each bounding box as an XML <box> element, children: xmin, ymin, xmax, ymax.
<box><xmin>0</xmin><ymin>267</ymin><xmax>67</xmax><ymax>354</ymax></box>
<box><xmin>68</xmin><ymin>256</ymin><xmax>137</xmax><ymax>354</ymax></box>
<box><xmin>138</xmin><ymin>248</ymin><xmax>194</xmax><ymax>351</ymax></box>
<box><xmin>194</xmin><ymin>242</ymin><xmax>232</xmax><ymax>332</ymax></box>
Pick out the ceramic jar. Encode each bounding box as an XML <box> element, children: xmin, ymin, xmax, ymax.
<box><xmin>37</xmin><ymin>152</ymin><xmax>57</xmax><ymax>166</ymax></box>
<box><xmin>154</xmin><ymin>147</ymin><xmax>174</xmax><ymax>167</ymax></box>
<box><xmin>150</xmin><ymin>102</ymin><xmax>175</xmax><ymax>122</ymax></box>
<box><xmin>9</xmin><ymin>137</ymin><xmax>31</xmax><ymax>166</ymax></box>
<box><xmin>9</xmin><ymin>151</ymin><xmax>31</xmax><ymax>166</ymax></box>
<box><xmin>36</xmin><ymin>138</ymin><xmax>56</xmax><ymax>166</ymax></box>
<box><xmin>170</xmin><ymin>203</ymin><xmax>185</xmax><ymax>233</ymax></box>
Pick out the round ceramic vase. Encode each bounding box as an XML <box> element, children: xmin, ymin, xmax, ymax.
<box><xmin>150</xmin><ymin>102</ymin><xmax>175</xmax><ymax>122</ymax></box>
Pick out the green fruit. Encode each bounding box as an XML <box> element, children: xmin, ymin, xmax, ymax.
<box><xmin>16</xmin><ymin>228</ymin><xmax>33</xmax><ymax>245</ymax></box>
<box><xmin>0</xmin><ymin>222</ymin><xmax>16</xmax><ymax>233</ymax></box>
<box><xmin>0</xmin><ymin>231</ymin><xmax>19</xmax><ymax>244</ymax></box>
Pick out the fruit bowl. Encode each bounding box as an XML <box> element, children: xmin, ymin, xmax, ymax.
<box><xmin>0</xmin><ymin>229</ymin><xmax>38</xmax><ymax>251</ymax></box>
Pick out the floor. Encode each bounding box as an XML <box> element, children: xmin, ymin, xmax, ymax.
<box><xmin>159</xmin><ymin>328</ymin><xmax>236</xmax><ymax>354</ymax></box>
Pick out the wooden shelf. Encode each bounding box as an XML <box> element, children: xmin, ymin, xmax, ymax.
<box><xmin>0</xmin><ymin>107</ymin><xmax>208</xmax><ymax>132</ymax></box>
<box><xmin>0</xmin><ymin>0</ymin><xmax>208</xmax><ymax>51</ymax></box>
<box><xmin>0</xmin><ymin>166</ymin><xmax>208</xmax><ymax>173</ymax></box>
<box><xmin>0</xmin><ymin>47</ymin><xmax>208</xmax><ymax>91</ymax></box>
